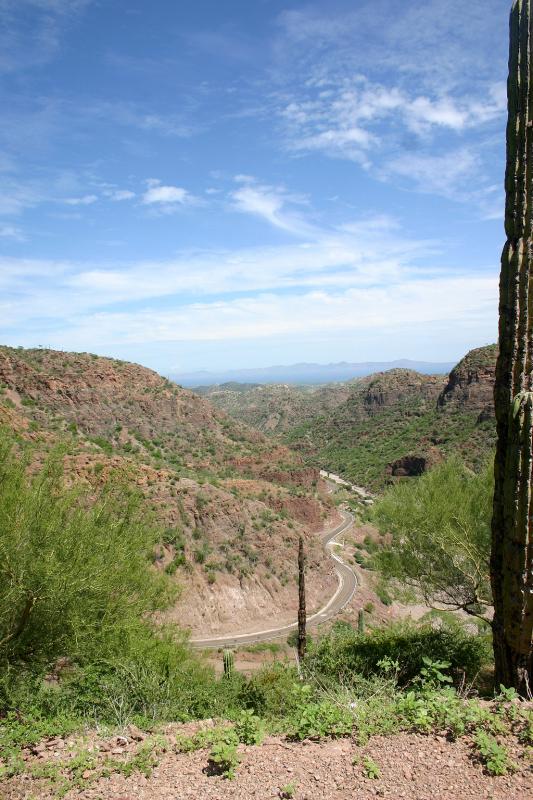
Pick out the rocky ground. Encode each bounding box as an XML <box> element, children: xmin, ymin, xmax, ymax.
<box><xmin>3</xmin><ymin>722</ymin><xmax>531</xmax><ymax>800</ymax></box>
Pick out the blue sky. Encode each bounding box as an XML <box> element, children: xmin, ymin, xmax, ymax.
<box><xmin>0</xmin><ymin>0</ymin><xmax>511</xmax><ymax>373</ymax></box>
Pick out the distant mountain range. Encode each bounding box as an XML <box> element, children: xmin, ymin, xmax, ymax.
<box><xmin>170</xmin><ymin>359</ymin><xmax>457</xmax><ymax>387</ymax></box>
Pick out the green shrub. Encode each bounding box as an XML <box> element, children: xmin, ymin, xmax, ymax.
<box><xmin>234</xmin><ymin>709</ymin><xmax>265</xmax><ymax>745</ymax></box>
<box><xmin>289</xmin><ymin>685</ymin><xmax>352</xmax><ymax>740</ymax></box>
<box><xmin>239</xmin><ymin>662</ymin><xmax>300</xmax><ymax>718</ymax></box>
<box><xmin>208</xmin><ymin>728</ymin><xmax>240</xmax><ymax>779</ymax></box>
<box><xmin>0</xmin><ymin>434</ymin><xmax>176</xmax><ymax>667</ymax></box>
<box><xmin>374</xmin><ymin>458</ymin><xmax>493</xmax><ymax>615</ymax></box>
<box><xmin>474</xmin><ymin>731</ymin><xmax>516</xmax><ymax>776</ymax></box>
<box><xmin>304</xmin><ymin>619</ymin><xmax>491</xmax><ymax>687</ymax></box>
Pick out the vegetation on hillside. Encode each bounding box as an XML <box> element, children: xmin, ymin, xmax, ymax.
<box><xmin>0</xmin><ymin>346</ymin><xmax>332</xmax><ymax>616</ymax></box>
<box><xmin>289</xmin><ymin>405</ymin><xmax>494</xmax><ymax>490</ymax></box>
<box><xmin>199</xmin><ymin>346</ymin><xmax>498</xmax><ymax>490</ymax></box>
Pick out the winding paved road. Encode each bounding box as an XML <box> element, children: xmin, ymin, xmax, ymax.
<box><xmin>190</xmin><ymin>510</ymin><xmax>357</xmax><ymax>649</ymax></box>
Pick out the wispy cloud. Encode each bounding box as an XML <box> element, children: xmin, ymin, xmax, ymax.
<box><xmin>2</xmin><ymin>275</ymin><xmax>496</xmax><ymax>354</ymax></box>
<box><xmin>275</xmin><ymin>1</ymin><xmax>506</xmax><ymax>93</ymax></box>
<box><xmin>63</xmin><ymin>194</ymin><xmax>98</xmax><ymax>206</ymax></box>
<box><xmin>0</xmin><ymin>0</ymin><xmax>93</xmax><ymax>74</ymax></box>
<box><xmin>382</xmin><ymin>149</ymin><xmax>481</xmax><ymax>199</ymax></box>
<box><xmin>270</xmin><ymin>1</ymin><xmax>507</xmax><ymax>211</ymax></box>
<box><xmin>0</xmin><ymin>223</ymin><xmax>25</xmax><ymax>241</ymax></box>
<box><xmin>0</xmin><ymin>214</ymin><xmax>434</xmax><ymax>318</ymax></box>
<box><xmin>103</xmin><ymin>188</ymin><xmax>136</xmax><ymax>202</ymax></box>
<box><xmin>279</xmin><ymin>74</ymin><xmax>505</xmax><ymax>166</ymax></box>
<box><xmin>230</xmin><ymin>178</ymin><xmax>312</xmax><ymax>236</ymax></box>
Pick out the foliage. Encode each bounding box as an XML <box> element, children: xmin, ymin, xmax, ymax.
<box><xmin>280</xmin><ymin>781</ymin><xmax>297</xmax><ymax>798</ymax></box>
<box><xmin>289</xmin><ymin>687</ymin><xmax>353</xmax><ymax>741</ymax></box>
<box><xmin>473</xmin><ymin>731</ymin><xmax>516</xmax><ymax>776</ymax></box>
<box><xmin>0</xmin><ymin>432</ymin><xmax>176</xmax><ymax>667</ymax></box>
<box><xmin>373</xmin><ymin>458</ymin><xmax>493</xmax><ymax>616</ymax></box>
<box><xmin>418</xmin><ymin>656</ymin><xmax>453</xmax><ymax>687</ymax></box>
<box><xmin>0</xmin><ymin>729</ymin><xmax>166</xmax><ymax>792</ymax></box>
<box><xmin>239</xmin><ymin>662</ymin><xmax>302</xmax><ymax>718</ymax></box>
<box><xmin>234</xmin><ymin>709</ymin><xmax>265</xmax><ymax>745</ymax></box>
<box><xmin>208</xmin><ymin>728</ymin><xmax>241</xmax><ymax>779</ymax></box>
<box><xmin>285</xmin><ymin>382</ymin><xmax>496</xmax><ymax>490</ymax></box>
<box><xmin>361</xmin><ymin>756</ymin><xmax>381</xmax><ymax>779</ymax></box>
<box><xmin>303</xmin><ymin>618</ymin><xmax>491</xmax><ymax>687</ymax></box>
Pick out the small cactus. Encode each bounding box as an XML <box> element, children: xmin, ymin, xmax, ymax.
<box><xmin>358</xmin><ymin>609</ymin><xmax>365</xmax><ymax>635</ymax></box>
<box><xmin>222</xmin><ymin>649</ymin><xmax>234</xmax><ymax>678</ymax></box>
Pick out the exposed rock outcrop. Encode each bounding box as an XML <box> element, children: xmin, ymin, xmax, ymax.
<box><xmin>437</xmin><ymin>345</ymin><xmax>498</xmax><ymax>418</ymax></box>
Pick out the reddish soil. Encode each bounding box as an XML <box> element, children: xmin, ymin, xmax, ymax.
<box><xmin>3</xmin><ymin>725</ymin><xmax>531</xmax><ymax>800</ymax></box>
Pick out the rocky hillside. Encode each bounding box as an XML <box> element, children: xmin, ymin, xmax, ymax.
<box><xmin>0</xmin><ymin>346</ymin><xmax>337</xmax><ymax>635</ymax></box>
<box><xmin>196</xmin><ymin>381</ymin><xmax>354</xmax><ymax>434</ymax></box>
<box><xmin>290</xmin><ymin>345</ymin><xmax>497</xmax><ymax>488</ymax></box>
<box><xmin>198</xmin><ymin>346</ymin><xmax>498</xmax><ymax>490</ymax></box>
<box><xmin>438</xmin><ymin>344</ymin><xmax>497</xmax><ymax>419</ymax></box>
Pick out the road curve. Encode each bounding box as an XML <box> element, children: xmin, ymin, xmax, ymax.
<box><xmin>190</xmin><ymin>510</ymin><xmax>357</xmax><ymax>649</ymax></box>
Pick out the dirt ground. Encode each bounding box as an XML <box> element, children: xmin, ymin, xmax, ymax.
<box><xmin>3</xmin><ymin>724</ymin><xmax>531</xmax><ymax>800</ymax></box>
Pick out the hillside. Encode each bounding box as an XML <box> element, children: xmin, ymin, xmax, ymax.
<box><xmin>199</xmin><ymin>346</ymin><xmax>498</xmax><ymax>489</ymax></box>
<box><xmin>0</xmin><ymin>346</ymin><xmax>337</xmax><ymax>634</ymax></box>
<box><xmin>197</xmin><ymin>381</ymin><xmax>354</xmax><ymax>435</ymax></box>
<box><xmin>288</xmin><ymin>345</ymin><xmax>497</xmax><ymax>488</ymax></box>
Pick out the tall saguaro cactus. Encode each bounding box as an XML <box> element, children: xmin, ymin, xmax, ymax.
<box><xmin>491</xmin><ymin>0</ymin><xmax>533</xmax><ymax>694</ymax></box>
<box><xmin>297</xmin><ymin>535</ymin><xmax>307</xmax><ymax>662</ymax></box>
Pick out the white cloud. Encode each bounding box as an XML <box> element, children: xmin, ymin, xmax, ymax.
<box><xmin>0</xmin><ymin>0</ymin><xmax>93</xmax><ymax>73</ymax></box>
<box><xmin>275</xmin><ymin>1</ymin><xmax>506</xmax><ymax>94</ymax></box>
<box><xmin>281</xmin><ymin>77</ymin><xmax>506</xmax><ymax>161</ymax></box>
<box><xmin>0</xmin><ymin>215</ymin><xmax>435</xmax><ymax>322</ymax></box>
<box><xmin>234</xmin><ymin>174</ymin><xmax>256</xmax><ymax>184</ymax></box>
<box><xmin>141</xmin><ymin>180</ymin><xmax>194</xmax><ymax>208</ymax></box>
<box><xmin>0</xmin><ymin>204</ymin><xmax>497</xmax><ymax>361</ymax></box>
<box><xmin>230</xmin><ymin>180</ymin><xmax>312</xmax><ymax>236</ymax></box>
<box><xmin>64</xmin><ymin>194</ymin><xmax>98</xmax><ymax>206</ymax></box>
<box><xmin>0</xmin><ymin>182</ymin><xmax>41</xmax><ymax>215</ymax></box>
<box><xmin>270</xmin><ymin>2</ymin><xmax>507</xmax><ymax>209</ymax></box>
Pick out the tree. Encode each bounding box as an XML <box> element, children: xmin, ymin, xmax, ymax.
<box><xmin>297</xmin><ymin>535</ymin><xmax>307</xmax><ymax>661</ymax></box>
<box><xmin>374</xmin><ymin>459</ymin><xmax>493</xmax><ymax>619</ymax></box>
<box><xmin>491</xmin><ymin>0</ymin><xmax>533</xmax><ymax>695</ymax></box>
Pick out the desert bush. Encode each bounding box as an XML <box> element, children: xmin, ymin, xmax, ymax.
<box><xmin>0</xmin><ymin>432</ymin><xmax>176</xmax><ymax>668</ymax></box>
<box><xmin>238</xmin><ymin>662</ymin><xmax>301</xmax><ymax>718</ymax></box>
<box><xmin>373</xmin><ymin>458</ymin><xmax>493</xmax><ymax>616</ymax></box>
<box><xmin>304</xmin><ymin>618</ymin><xmax>491</xmax><ymax>687</ymax></box>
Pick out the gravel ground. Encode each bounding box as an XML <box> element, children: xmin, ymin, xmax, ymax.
<box><xmin>2</xmin><ymin>725</ymin><xmax>532</xmax><ymax>800</ymax></box>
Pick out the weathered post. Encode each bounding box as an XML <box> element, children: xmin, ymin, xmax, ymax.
<box><xmin>297</xmin><ymin>535</ymin><xmax>307</xmax><ymax>662</ymax></box>
<box><xmin>491</xmin><ymin>0</ymin><xmax>533</xmax><ymax>694</ymax></box>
